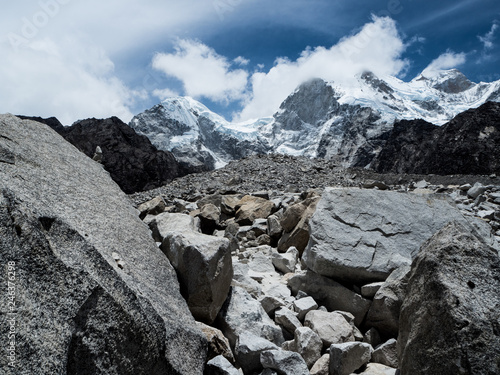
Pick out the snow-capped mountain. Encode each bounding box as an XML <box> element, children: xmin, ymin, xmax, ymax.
<box><xmin>129</xmin><ymin>69</ymin><xmax>500</xmax><ymax>169</ymax></box>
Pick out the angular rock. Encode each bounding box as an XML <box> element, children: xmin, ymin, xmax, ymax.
<box><xmin>288</xmin><ymin>270</ymin><xmax>371</xmax><ymax>326</ymax></box>
<box><xmin>259</xmin><ymin>295</ymin><xmax>285</xmax><ymax>315</ymax></box>
<box><xmin>137</xmin><ymin>195</ymin><xmax>166</xmax><ymax>219</ymax></box>
<box><xmin>329</xmin><ymin>342</ymin><xmax>373</xmax><ymax>375</ymax></box>
<box><xmin>161</xmin><ymin>229</ymin><xmax>233</xmax><ymax>324</ymax></box>
<box><xmin>280</xmin><ymin>201</ymin><xmax>307</xmax><ymax>232</ymax></box>
<box><xmin>361</xmin><ymin>282</ymin><xmax>384</xmax><ymax>299</ymax></box>
<box><xmin>217</xmin><ymin>286</ymin><xmax>285</xmax><ymax>348</ymax></box>
<box><xmin>372</xmin><ymin>339</ymin><xmax>398</xmax><ymax>368</ymax></box>
<box><xmin>398</xmin><ymin>221</ymin><xmax>500</xmax><ymax>375</ymax></box>
<box><xmin>293</xmin><ymin>296</ymin><xmax>318</xmax><ymax>321</ymax></box>
<box><xmin>274</xmin><ymin>307</ymin><xmax>302</xmax><ymax>335</ymax></box>
<box><xmin>304</xmin><ymin>187</ymin><xmax>496</xmax><ymax>283</ymax></box>
<box><xmin>365</xmin><ymin>265</ymin><xmax>410</xmax><ymax>338</ymax></box>
<box><xmin>260</xmin><ymin>350</ymin><xmax>309</xmax><ymax>375</ymax></box>
<box><xmin>272</xmin><ymin>247</ymin><xmax>298</xmax><ymax>274</ymax></box>
<box><xmin>235</xmin><ymin>331</ymin><xmax>279</xmax><ymax>374</ymax></box>
<box><xmin>198</xmin><ymin>203</ymin><xmax>221</xmax><ymax>234</ymax></box>
<box><xmin>149</xmin><ymin>212</ymin><xmax>200</xmax><ymax>241</ymax></box>
<box><xmin>0</xmin><ymin>115</ymin><xmax>206</xmax><ymax>374</ymax></box>
<box><xmin>293</xmin><ymin>327</ymin><xmax>323</xmax><ymax>368</ymax></box>
<box><xmin>304</xmin><ymin>310</ymin><xmax>355</xmax><ymax>347</ymax></box>
<box><xmin>235</xmin><ymin>195</ymin><xmax>276</xmax><ymax>225</ymax></box>
<box><xmin>310</xmin><ymin>354</ymin><xmax>330</xmax><ymax>375</ymax></box>
<box><xmin>357</xmin><ymin>363</ymin><xmax>397</xmax><ymax>375</ymax></box>
<box><xmin>467</xmin><ymin>182</ymin><xmax>488</xmax><ymax>199</ymax></box>
<box><xmin>205</xmin><ymin>355</ymin><xmax>241</xmax><ymax>375</ymax></box>
<box><xmin>251</xmin><ymin>218</ymin><xmax>269</xmax><ymax>237</ymax></box>
<box><xmin>197</xmin><ymin>322</ymin><xmax>234</xmax><ymax>362</ymax></box>
<box><xmin>363</xmin><ymin>328</ymin><xmax>382</xmax><ymax>348</ymax></box>
<box><xmin>278</xmin><ymin>196</ymin><xmax>320</xmax><ymax>254</ymax></box>
<box><xmin>221</xmin><ymin>194</ymin><xmax>245</xmax><ymax>215</ymax></box>
<box><xmin>267</xmin><ymin>215</ymin><xmax>283</xmax><ymax>238</ymax></box>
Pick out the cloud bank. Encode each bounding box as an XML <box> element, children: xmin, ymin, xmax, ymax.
<box><xmin>421</xmin><ymin>51</ymin><xmax>467</xmax><ymax>77</ymax></box>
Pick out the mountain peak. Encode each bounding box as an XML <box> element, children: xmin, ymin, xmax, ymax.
<box><xmin>413</xmin><ymin>69</ymin><xmax>475</xmax><ymax>94</ymax></box>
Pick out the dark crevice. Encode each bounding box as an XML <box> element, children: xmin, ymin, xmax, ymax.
<box><xmin>39</xmin><ymin>217</ymin><xmax>56</xmax><ymax>232</ymax></box>
<box><xmin>332</xmin><ymin>213</ymin><xmax>411</xmax><ymax>237</ymax></box>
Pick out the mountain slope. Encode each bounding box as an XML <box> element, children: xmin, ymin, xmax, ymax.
<box><xmin>371</xmin><ymin>101</ymin><xmax>500</xmax><ymax>175</ymax></box>
<box><xmin>129</xmin><ymin>69</ymin><xmax>500</xmax><ymax>170</ymax></box>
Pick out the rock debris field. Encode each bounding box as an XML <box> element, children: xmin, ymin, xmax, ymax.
<box><xmin>1</xmin><ymin>116</ymin><xmax>500</xmax><ymax>375</ymax></box>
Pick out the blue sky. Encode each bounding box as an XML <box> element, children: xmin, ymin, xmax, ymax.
<box><xmin>0</xmin><ymin>0</ymin><xmax>499</xmax><ymax>124</ymax></box>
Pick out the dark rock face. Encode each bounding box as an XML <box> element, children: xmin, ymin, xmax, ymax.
<box><xmin>22</xmin><ymin>116</ymin><xmax>185</xmax><ymax>194</ymax></box>
<box><xmin>397</xmin><ymin>221</ymin><xmax>500</xmax><ymax>375</ymax></box>
<box><xmin>372</xmin><ymin>102</ymin><xmax>500</xmax><ymax>175</ymax></box>
<box><xmin>0</xmin><ymin>114</ymin><xmax>207</xmax><ymax>374</ymax></box>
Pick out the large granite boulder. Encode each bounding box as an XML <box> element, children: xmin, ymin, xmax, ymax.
<box><xmin>303</xmin><ymin>187</ymin><xmax>497</xmax><ymax>283</ymax></box>
<box><xmin>397</xmin><ymin>221</ymin><xmax>500</xmax><ymax>374</ymax></box>
<box><xmin>0</xmin><ymin>115</ymin><xmax>206</xmax><ymax>374</ymax></box>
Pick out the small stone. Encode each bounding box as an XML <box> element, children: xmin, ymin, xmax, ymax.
<box><xmin>304</xmin><ymin>310</ymin><xmax>355</xmax><ymax>347</ymax></box>
<box><xmin>235</xmin><ymin>331</ymin><xmax>279</xmax><ymax>375</ymax></box>
<box><xmin>275</xmin><ymin>307</ymin><xmax>302</xmax><ymax>334</ymax></box>
<box><xmin>205</xmin><ymin>355</ymin><xmax>240</xmax><ymax>375</ymax></box>
<box><xmin>294</xmin><ymin>327</ymin><xmax>323</xmax><ymax>368</ymax></box>
<box><xmin>363</xmin><ymin>327</ymin><xmax>382</xmax><ymax>348</ymax></box>
<box><xmin>260</xmin><ymin>350</ymin><xmax>309</xmax><ymax>375</ymax></box>
<box><xmin>293</xmin><ymin>296</ymin><xmax>319</xmax><ymax>321</ymax></box>
<box><xmin>372</xmin><ymin>339</ymin><xmax>398</xmax><ymax>368</ymax></box>
<box><xmin>329</xmin><ymin>342</ymin><xmax>373</xmax><ymax>375</ymax></box>
<box><xmin>310</xmin><ymin>354</ymin><xmax>330</xmax><ymax>375</ymax></box>
<box><xmin>361</xmin><ymin>282</ymin><xmax>384</xmax><ymax>299</ymax></box>
<box><xmin>467</xmin><ymin>183</ymin><xmax>488</xmax><ymax>199</ymax></box>
<box><xmin>272</xmin><ymin>247</ymin><xmax>299</xmax><ymax>274</ymax></box>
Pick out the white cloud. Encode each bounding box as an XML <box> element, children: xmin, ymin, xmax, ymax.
<box><xmin>234</xmin><ymin>56</ymin><xmax>250</xmax><ymax>66</ymax></box>
<box><xmin>421</xmin><ymin>50</ymin><xmax>467</xmax><ymax>77</ymax></box>
<box><xmin>152</xmin><ymin>39</ymin><xmax>249</xmax><ymax>103</ymax></box>
<box><xmin>0</xmin><ymin>36</ymin><xmax>135</xmax><ymax>124</ymax></box>
<box><xmin>236</xmin><ymin>16</ymin><xmax>409</xmax><ymax>121</ymax></box>
<box><xmin>478</xmin><ymin>21</ymin><xmax>498</xmax><ymax>50</ymax></box>
<box><xmin>152</xmin><ymin>88</ymin><xmax>179</xmax><ymax>101</ymax></box>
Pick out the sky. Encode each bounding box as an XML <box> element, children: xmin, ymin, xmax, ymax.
<box><xmin>0</xmin><ymin>0</ymin><xmax>499</xmax><ymax>125</ymax></box>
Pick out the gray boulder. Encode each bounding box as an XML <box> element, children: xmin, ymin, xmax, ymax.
<box><xmin>260</xmin><ymin>350</ymin><xmax>309</xmax><ymax>375</ymax></box>
<box><xmin>293</xmin><ymin>327</ymin><xmax>323</xmax><ymax>368</ymax></box>
<box><xmin>274</xmin><ymin>307</ymin><xmax>302</xmax><ymax>334</ymax></box>
<box><xmin>161</xmin><ymin>224</ymin><xmax>233</xmax><ymax>324</ymax></box>
<box><xmin>0</xmin><ymin>115</ymin><xmax>206</xmax><ymax>374</ymax></box>
<box><xmin>292</xmin><ymin>296</ymin><xmax>318</xmax><ymax>320</ymax></box>
<box><xmin>217</xmin><ymin>286</ymin><xmax>285</xmax><ymax>348</ymax></box>
<box><xmin>205</xmin><ymin>356</ymin><xmax>241</xmax><ymax>375</ymax></box>
<box><xmin>398</xmin><ymin>221</ymin><xmax>500</xmax><ymax>374</ymax></box>
<box><xmin>357</xmin><ymin>363</ymin><xmax>397</xmax><ymax>375</ymax></box>
<box><xmin>304</xmin><ymin>310</ymin><xmax>355</xmax><ymax>347</ymax></box>
<box><xmin>372</xmin><ymin>339</ymin><xmax>398</xmax><ymax>368</ymax></box>
<box><xmin>329</xmin><ymin>342</ymin><xmax>373</xmax><ymax>375</ymax></box>
<box><xmin>288</xmin><ymin>270</ymin><xmax>371</xmax><ymax>326</ymax></box>
<box><xmin>303</xmin><ymin>187</ymin><xmax>497</xmax><ymax>283</ymax></box>
<box><xmin>365</xmin><ymin>265</ymin><xmax>411</xmax><ymax>338</ymax></box>
<box><xmin>235</xmin><ymin>331</ymin><xmax>279</xmax><ymax>374</ymax></box>
<box><xmin>310</xmin><ymin>354</ymin><xmax>330</xmax><ymax>375</ymax></box>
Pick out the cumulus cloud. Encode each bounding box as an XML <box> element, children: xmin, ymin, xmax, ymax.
<box><xmin>152</xmin><ymin>88</ymin><xmax>179</xmax><ymax>101</ymax></box>
<box><xmin>0</xmin><ymin>36</ymin><xmax>135</xmax><ymax>124</ymax></box>
<box><xmin>152</xmin><ymin>39</ymin><xmax>249</xmax><ymax>103</ymax></box>
<box><xmin>421</xmin><ymin>50</ymin><xmax>467</xmax><ymax>77</ymax></box>
<box><xmin>478</xmin><ymin>21</ymin><xmax>498</xmax><ymax>50</ymax></box>
<box><xmin>236</xmin><ymin>16</ymin><xmax>408</xmax><ymax>121</ymax></box>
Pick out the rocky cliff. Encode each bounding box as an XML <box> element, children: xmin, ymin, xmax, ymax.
<box><xmin>372</xmin><ymin>101</ymin><xmax>500</xmax><ymax>175</ymax></box>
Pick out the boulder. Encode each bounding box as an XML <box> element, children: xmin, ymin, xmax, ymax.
<box><xmin>235</xmin><ymin>331</ymin><xmax>279</xmax><ymax>374</ymax></box>
<box><xmin>303</xmin><ymin>187</ymin><xmax>497</xmax><ymax>284</ymax></box>
<box><xmin>288</xmin><ymin>270</ymin><xmax>371</xmax><ymax>326</ymax></box>
<box><xmin>0</xmin><ymin>115</ymin><xmax>206</xmax><ymax>374</ymax></box>
<box><xmin>205</xmin><ymin>356</ymin><xmax>241</xmax><ymax>375</ymax></box>
<box><xmin>260</xmin><ymin>350</ymin><xmax>309</xmax><ymax>375</ymax></box>
<box><xmin>197</xmin><ymin>322</ymin><xmax>234</xmax><ymax>363</ymax></box>
<box><xmin>271</xmin><ymin>247</ymin><xmax>298</xmax><ymax>274</ymax></box>
<box><xmin>292</xmin><ymin>296</ymin><xmax>318</xmax><ymax>320</ymax></box>
<box><xmin>137</xmin><ymin>196</ymin><xmax>166</xmax><ymax>219</ymax></box>
<box><xmin>357</xmin><ymin>363</ymin><xmax>397</xmax><ymax>375</ymax></box>
<box><xmin>277</xmin><ymin>196</ymin><xmax>320</xmax><ymax>254</ymax></box>
<box><xmin>365</xmin><ymin>265</ymin><xmax>411</xmax><ymax>338</ymax></box>
<box><xmin>221</xmin><ymin>195</ymin><xmax>245</xmax><ymax>216</ymax></box>
<box><xmin>293</xmin><ymin>327</ymin><xmax>323</xmax><ymax>368</ymax></box>
<box><xmin>372</xmin><ymin>339</ymin><xmax>398</xmax><ymax>368</ymax></box>
<box><xmin>217</xmin><ymin>286</ymin><xmax>285</xmax><ymax>348</ymax></box>
<box><xmin>274</xmin><ymin>307</ymin><xmax>302</xmax><ymax>334</ymax></box>
<box><xmin>363</xmin><ymin>328</ymin><xmax>382</xmax><ymax>348</ymax></box>
<box><xmin>397</xmin><ymin>221</ymin><xmax>500</xmax><ymax>375</ymax></box>
<box><xmin>161</xmin><ymin>229</ymin><xmax>233</xmax><ymax>324</ymax></box>
<box><xmin>329</xmin><ymin>342</ymin><xmax>373</xmax><ymax>375</ymax></box>
<box><xmin>235</xmin><ymin>195</ymin><xmax>276</xmax><ymax>225</ymax></box>
<box><xmin>304</xmin><ymin>310</ymin><xmax>355</xmax><ymax>347</ymax></box>
<box><xmin>198</xmin><ymin>203</ymin><xmax>221</xmax><ymax>234</ymax></box>
<box><xmin>361</xmin><ymin>282</ymin><xmax>384</xmax><ymax>299</ymax></box>
<box><xmin>267</xmin><ymin>215</ymin><xmax>283</xmax><ymax>238</ymax></box>
<box><xmin>310</xmin><ymin>354</ymin><xmax>330</xmax><ymax>375</ymax></box>
<box><xmin>467</xmin><ymin>182</ymin><xmax>488</xmax><ymax>199</ymax></box>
